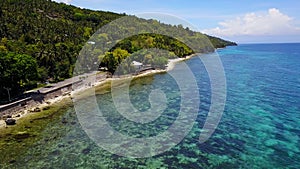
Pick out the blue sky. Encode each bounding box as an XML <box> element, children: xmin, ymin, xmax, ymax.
<box><xmin>54</xmin><ymin>0</ymin><xmax>300</xmax><ymax>43</ymax></box>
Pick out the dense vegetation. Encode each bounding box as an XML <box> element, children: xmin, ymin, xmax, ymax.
<box><xmin>0</xmin><ymin>0</ymin><xmax>236</xmax><ymax>103</ymax></box>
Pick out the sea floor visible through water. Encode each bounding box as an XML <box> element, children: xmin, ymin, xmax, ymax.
<box><xmin>0</xmin><ymin>44</ymin><xmax>300</xmax><ymax>168</ymax></box>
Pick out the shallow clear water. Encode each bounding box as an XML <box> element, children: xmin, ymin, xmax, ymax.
<box><xmin>3</xmin><ymin>43</ymin><xmax>300</xmax><ymax>168</ymax></box>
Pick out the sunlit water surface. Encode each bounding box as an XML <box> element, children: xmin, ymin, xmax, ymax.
<box><xmin>2</xmin><ymin>43</ymin><xmax>300</xmax><ymax>168</ymax></box>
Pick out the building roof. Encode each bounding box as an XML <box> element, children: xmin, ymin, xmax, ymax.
<box><xmin>132</xmin><ymin>61</ymin><xmax>143</xmax><ymax>66</ymax></box>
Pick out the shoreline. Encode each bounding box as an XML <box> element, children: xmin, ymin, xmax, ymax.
<box><xmin>0</xmin><ymin>53</ymin><xmax>198</xmax><ymax>128</ymax></box>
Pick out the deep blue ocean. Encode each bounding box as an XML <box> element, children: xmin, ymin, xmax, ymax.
<box><xmin>211</xmin><ymin>43</ymin><xmax>300</xmax><ymax>168</ymax></box>
<box><xmin>4</xmin><ymin>43</ymin><xmax>300</xmax><ymax>168</ymax></box>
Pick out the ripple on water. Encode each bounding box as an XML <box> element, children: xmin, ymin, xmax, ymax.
<box><xmin>1</xmin><ymin>44</ymin><xmax>300</xmax><ymax>168</ymax></box>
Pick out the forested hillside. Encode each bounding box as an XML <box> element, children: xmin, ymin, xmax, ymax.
<box><xmin>0</xmin><ymin>0</ymin><xmax>236</xmax><ymax>102</ymax></box>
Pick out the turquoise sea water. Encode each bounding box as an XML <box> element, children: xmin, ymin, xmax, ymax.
<box><xmin>3</xmin><ymin>43</ymin><xmax>300</xmax><ymax>168</ymax></box>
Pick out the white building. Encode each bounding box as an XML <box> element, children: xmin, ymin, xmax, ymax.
<box><xmin>132</xmin><ymin>61</ymin><xmax>143</xmax><ymax>70</ymax></box>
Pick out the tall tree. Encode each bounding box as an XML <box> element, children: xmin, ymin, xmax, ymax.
<box><xmin>0</xmin><ymin>52</ymin><xmax>38</xmax><ymax>101</ymax></box>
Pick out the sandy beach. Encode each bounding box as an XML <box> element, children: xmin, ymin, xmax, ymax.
<box><xmin>0</xmin><ymin>54</ymin><xmax>198</xmax><ymax>128</ymax></box>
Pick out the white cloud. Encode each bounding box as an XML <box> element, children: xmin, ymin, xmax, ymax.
<box><xmin>53</xmin><ymin>0</ymin><xmax>73</xmax><ymax>4</ymax></box>
<box><xmin>202</xmin><ymin>8</ymin><xmax>300</xmax><ymax>37</ymax></box>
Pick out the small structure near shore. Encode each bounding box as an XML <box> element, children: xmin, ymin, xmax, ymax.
<box><xmin>0</xmin><ymin>77</ymin><xmax>82</xmax><ymax>117</ymax></box>
<box><xmin>132</xmin><ymin>61</ymin><xmax>143</xmax><ymax>70</ymax></box>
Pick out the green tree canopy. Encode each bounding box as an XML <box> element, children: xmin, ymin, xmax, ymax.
<box><xmin>0</xmin><ymin>52</ymin><xmax>38</xmax><ymax>101</ymax></box>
